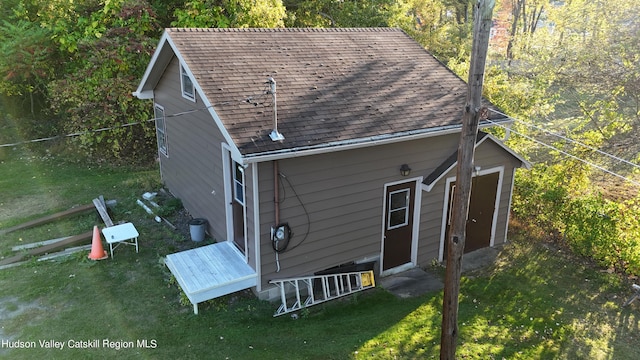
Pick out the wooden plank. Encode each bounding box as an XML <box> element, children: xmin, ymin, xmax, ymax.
<box><xmin>38</xmin><ymin>245</ymin><xmax>93</xmax><ymax>261</ymax></box>
<box><xmin>0</xmin><ymin>231</ymin><xmax>93</xmax><ymax>266</ymax></box>
<box><xmin>12</xmin><ymin>236</ymin><xmax>72</xmax><ymax>251</ymax></box>
<box><xmin>0</xmin><ymin>204</ymin><xmax>94</xmax><ymax>235</ymax></box>
<box><xmin>93</xmin><ymin>198</ymin><xmax>114</xmax><ymax>227</ymax></box>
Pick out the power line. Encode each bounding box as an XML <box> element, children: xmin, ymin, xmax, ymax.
<box><xmin>485</xmin><ymin>118</ymin><xmax>640</xmax><ymax>187</ymax></box>
<box><xmin>5</xmin><ymin>95</ymin><xmax>638</xmax><ymax>188</ymax></box>
<box><xmin>0</xmin><ymin>97</ymin><xmax>266</xmax><ymax>148</ymax></box>
<box><xmin>489</xmin><ymin>109</ymin><xmax>640</xmax><ymax>171</ymax></box>
<box><xmin>0</xmin><ymin>119</ymin><xmax>156</xmax><ymax>148</ymax></box>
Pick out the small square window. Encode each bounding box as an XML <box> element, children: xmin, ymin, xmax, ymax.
<box><xmin>180</xmin><ymin>65</ymin><xmax>195</xmax><ymax>102</ymax></box>
<box><xmin>387</xmin><ymin>189</ymin><xmax>410</xmax><ymax>229</ymax></box>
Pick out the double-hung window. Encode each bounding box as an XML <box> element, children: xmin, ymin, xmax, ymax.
<box><xmin>180</xmin><ymin>64</ymin><xmax>195</xmax><ymax>102</ymax></box>
<box><xmin>154</xmin><ymin>104</ymin><xmax>168</xmax><ymax>156</ymax></box>
<box><xmin>233</xmin><ymin>162</ymin><xmax>245</xmax><ymax>205</ymax></box>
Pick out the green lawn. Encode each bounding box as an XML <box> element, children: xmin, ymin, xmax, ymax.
<box><xmin>0</xmin><ymin>147</ymin><xmax>638</xmax><ymax>359</ymax></box>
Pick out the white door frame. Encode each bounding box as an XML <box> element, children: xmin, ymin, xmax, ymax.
<box><xmin>437</xmin><ymin>166</ymin><xmax>504</xmax><ymax>262</ymax></box>
<box><xmin>222</xmin><ymin>144</ymin><xmax>248</xmax><ymax>261</ymax></box>
<box><xmin>379</xmin><ymin>176</ymin><xmax>422</xmax><ymax>276</ymax></box>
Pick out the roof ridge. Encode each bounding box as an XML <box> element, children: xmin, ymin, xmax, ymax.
<box><xmin>167</xmin><ymin>27</ymin><xmax>402</xmax><ymax>33</ymax></box>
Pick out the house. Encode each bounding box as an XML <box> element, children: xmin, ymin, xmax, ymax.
<box><xmin>134</xmin><ymin>28</ymin><xmax>529</xmax><ymax>312</ymax></box>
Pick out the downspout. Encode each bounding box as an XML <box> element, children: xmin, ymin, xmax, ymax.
<box><xmin>274</xmin><ymin>160</ymin><xmax>280</xmax><ymax>225</ymax></box>
<box><xmin>273</xmin><ymin>159</ymin><xmax>281</xmax><ymax>272</ymax></box>
<box><xmin>269</xmin><ymin>76</ymin><xmax>284</xmax><ymax>272</ymax></box>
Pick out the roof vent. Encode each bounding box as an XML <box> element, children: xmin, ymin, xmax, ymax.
<box><xmin>267</xmin><ymin>77</ymin><xmax>284</xmax><ymax>142</ymax></box>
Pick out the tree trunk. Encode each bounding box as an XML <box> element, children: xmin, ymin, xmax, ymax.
<box><xmin>507</xmin><ymin>0</ymin><xmax>523</xmax><ymax>63</ymax></box>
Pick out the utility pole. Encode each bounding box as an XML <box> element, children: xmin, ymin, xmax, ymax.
<box><xmin>440</xmin><ymin>1</ymin><xmax>496</xmax><ymax>359</ymax></box>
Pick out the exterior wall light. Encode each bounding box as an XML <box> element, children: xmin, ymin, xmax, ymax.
<box><xmin>400</xmin><ymin>164</ymin><xmax>411</xmax><ymax>177</ymax></box>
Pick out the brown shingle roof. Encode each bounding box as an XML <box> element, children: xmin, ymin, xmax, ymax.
<box><xmin>165</xmin><ymin>28</ymin><xmax>506</xmax><ymax>156</ymax></box>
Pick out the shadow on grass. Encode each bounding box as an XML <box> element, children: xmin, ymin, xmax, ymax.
<box><xmin>457</xmin><ymin>230</ymin><xmax>638</xmax><ymax>359</ymax></box>
<box><xmin>1</xmin><ymin>198</ymin><xmax>638</xmax><ymax>359</ymax></box>
<box><xmin>0</xmin><ymin>218</ymin><xmax>426</xmax><ymax>360</ymax></box>
<box><xmin>353</xmin><ymin>225</ymin><xmax>639</xmax><ymax>359</ymax></box>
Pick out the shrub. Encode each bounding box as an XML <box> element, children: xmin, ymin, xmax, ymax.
<box><xmin>512</xmin><ymin>164</ymin><xmax>640</xmax><ymax>277</ymax></box>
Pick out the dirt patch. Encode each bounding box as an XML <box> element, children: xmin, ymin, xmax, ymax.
<box><xmin>147</xmin><ymin>190</ymin><xmax>216</xmax><ymax>253</ymax></box>
<box><xmin>166</xmin><ymin>208</ymin><xmax>194</xmax><ymax>244</ymax></box>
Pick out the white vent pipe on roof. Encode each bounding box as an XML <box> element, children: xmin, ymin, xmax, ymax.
<box><xmin>267</xmin><ymin>77</ymin><xmax>285</xmax><ymax>141</ymax></box>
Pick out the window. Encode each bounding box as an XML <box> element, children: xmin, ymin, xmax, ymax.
<box><xmin>233</xmin><ymin>162</ymin><xmax>245</xmax><ymax>205</ymax></box>
<box><xmin>154</xmin><ymin>104</ymin><xmax>167</xmax><ymax>156</ymax></box>
<box><xmin>388</xmin><ymin>189</ymin><xmax>410</xmax><ymax>229</ymax></box>
<box><xmin>180</xmin><ymin>64</ymin><xmax>195</xmax><ymax>101</ymax></box>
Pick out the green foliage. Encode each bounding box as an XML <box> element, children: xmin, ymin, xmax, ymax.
<box><xmin>0</xmin><ymin>15</ymin><xmax>58</xmax><ymax>129</ymax></box>
<box><xmin>0</xmin><ymin>20</ymin><xmax>55</xmax><ymax>97</ymax></box>
<box><xmin>284</xmin><ymin>0</ymin><xmax>414</xmax><ymax>29</ymax></box>
<box><xmin>512</xmin><ymin>164</ymin><xmax>569</xmax><ymax>236</ymax></box>
<box><xmin>614</xmin><ymin>199</ymin><xmax>640</xmax><ymax>275</ymax></box>
<box><xmin>512</xmin><ymin>162</ymin><xmax>640</xmax><ymax>277</ymax></box>
<box><xmin>155</xmin><ymin>197</ymin><xmax>183</xmax><ymax>217</ymax></box>
<box><xmin>509</xmin><ymin>0</ymin><xmax>640</xmax><ymax>130</ymax></box>
<box><xmin>564</xmin><ymin>196</ymin><xmax>618</xmax><ymax>264</ymax></box>
<box><xmin>408</xmin><ymin>0</ymin><xmax>473</xmax><ymax>61</ymax></box>
<box><xmin>485</xmin><ymin>0</ymin><xmax>640</xmax><ymax>279</ymax></box>
<box><xmin>172</xmin><ymin>0</ymin><xmax>286</xmax><ymax>28</ymax></box>
<box><xmin>172</xmin><ymin>0</ymin><xmax>230</xmax><ymax>27</ymax></box>
<box><xmin>563</xmin><ymin>194</ymin><xmax>640</xmax><ymax>276</ymax></box>
<box><xmin>48</xmin><ymin>0</ymin><xmax>160</xmax><ymax>165</ymax></box>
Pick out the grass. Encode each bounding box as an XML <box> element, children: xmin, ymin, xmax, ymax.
<box><xmin>0</xmin><ymin>147</ymin><xmax>639</xmax><ymax>359</ymax></box>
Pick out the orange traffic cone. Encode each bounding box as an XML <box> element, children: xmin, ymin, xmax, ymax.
<box><xmin>88</xmin><ymin>225</ymin><xmax>108</xmax><ymax>260</ymax></box>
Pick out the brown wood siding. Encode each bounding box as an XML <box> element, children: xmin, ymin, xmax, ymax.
<box><xmin>153</xmin><ymin>57</ymin><xmax>228</xmax><ymax>243</ymax></box>
<box><xmin>257</xmin><ymin>134</ymin><xmax>462</xmax><ymax>287</ymax></box>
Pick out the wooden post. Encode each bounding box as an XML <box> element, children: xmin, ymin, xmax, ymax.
<box><xmin>440</xmin><ymin>1</ymin><xmax>496</xmax><ymax>359</ymax></box>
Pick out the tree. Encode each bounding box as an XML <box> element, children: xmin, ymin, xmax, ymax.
<box><xmin>409</xmin><ymin>0</ymin><xmax>475</xmax><ymax>62</ymax></box>
<box><xmin>172</xmin><ymin>0</ymin><xmax>286</xmax><ymax>28</ymax></box>
<box><xmin>505</xmin><ymin>0</ymin><xmax>547</xmax><ymax>62</ymax></box>
<box><xmin>284</xmin><ymin>0</ymin><xmax>413</xmax><ymax>29</ymax></box>
<box><xmin>0</xmin><ymin>0</ymin><xmax>66</xmax><ymax>140</ymax></box>
<box><xmin>0</xmin><ymin>20</ymin><xmax>56</xmax><ymax>117</ymax></box>
<box><xmin>48</xmin><ymin>0</ymin><xmax>160</xmax><ymax>165</ymax></box>
<box><xmin>494</xmin><ymin>0</ymin><xmax>640</xmax><ymax>279</ymax></box>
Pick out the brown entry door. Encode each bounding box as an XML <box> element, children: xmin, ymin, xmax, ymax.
<box><xmin>445</xmin><ymin>172</ymin><xmax>499</xmax><ymax>254</ymax></box>
<box><xmin>383</xmin><ymin>181</ymin><xmax>416</xmax><ymax>271</ymax></box>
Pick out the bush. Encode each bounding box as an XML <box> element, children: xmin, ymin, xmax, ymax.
<box><xmin>512</xmin><ymin>164</ymin><xmax>640</xmax><ymax>277</ymax></box>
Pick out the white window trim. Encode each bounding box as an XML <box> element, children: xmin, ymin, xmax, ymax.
<box><xmin>379</xmin><ymin>177</ymin><xmax>423</xmax><ymax>277</ymax></box>
<box><xmin>387</xmin><ymin>188</ymin><xmax>410</xmax><ymax>230</ymax></box>
<box><xmin>180</xmin><ymin>64</ymin><xmax>196</xmax><ymax>102</ymax></box>
<box><xmin>233</xmin><ymin>162</ymin><xmax>245</xmax><ymax>206</ymax></box>
<box><xmin>154</xmin><ymin>104</ymin><xmax>168</xmax><ymax>156</ymax></box>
